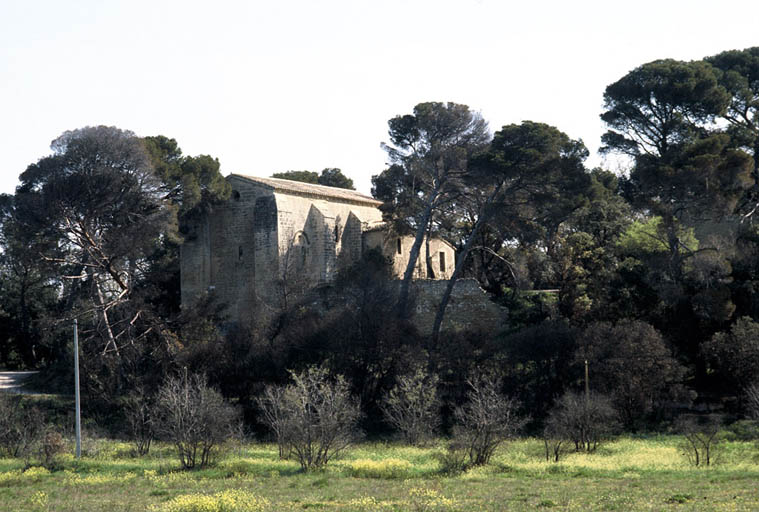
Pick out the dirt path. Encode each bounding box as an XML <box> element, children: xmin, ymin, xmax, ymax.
<box><xmin>0</xmin><ymin>371</ymin><xmax>39</xmax><ymax>394</ymax></box>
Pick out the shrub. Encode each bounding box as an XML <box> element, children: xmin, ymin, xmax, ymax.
<box><xmin>434</xmin><ymin>439</ymin><xmax>470</xmax><ymax>475</ymax></box>
<box><xmin>39</xmin><ymin>429</ymin><xmax>65</xmax><ymax>469</ymax></box>
<box><xmin>153</xmin><ymin>373</ymin><xmax>238</xmax><ymax>469</ymax></box>
<box><xmin>723</xmin><ymin>419</ymin><xmax>759</xmax><ymax>441</ymax></box>
<box><xmin>257</xmin><ymin>366</ymin><xmax>361</xmax><ymax>471</ymax></box>
<box><xmin>677</xmin><ymin>415</ymin><xmax>722</xmax><ymax>467</ymax></box>
<box><xmin>451</xmin><ymin>374</ymin><xmax>524</xmax><ymax>467</ymax></box>
<box><xmin>381</xmin><ymin>368</ymin><xmax>441</xmax><ymax>446</ymax></box>
<box><xmin>0</xmin><ymin>392</ymin><xmax>45</xmax><ymax>459</ymax></box>
<box><xmin>255</xmin><ymin>384</ymin><xmax>291</xmax><ymax>459</ymax></box>
<box><xmin>545</xmin><ymin>391</ymin><xmax>618</xmax><ymax>452</ymax></box>
<box><xmin>542</xmin><ymin>428</ymin><xmax>567</xmax><ymax>463</ymax></box>
<box><xmin>124</xmin><ymin>386</ymin><xmax>154</xmax><ymax>456</ymax></box>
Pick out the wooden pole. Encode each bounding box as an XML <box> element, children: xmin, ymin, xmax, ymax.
<box><xmin>584</xmin><ymin>359</ymin><xmax>590</xmax><ymax>402</ymax></box>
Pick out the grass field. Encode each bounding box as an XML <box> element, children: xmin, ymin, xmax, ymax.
<box><xmin>1</xmin><ymin>437</ymin><xmax>758</xmax><ymax>511</ymax></box>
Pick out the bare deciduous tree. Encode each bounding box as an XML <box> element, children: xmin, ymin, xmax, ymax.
<box><xmin>381</xmin><ymin>368</ymin><xmax>441</xmax><ymax>446</ymax></box>
<box><xmin>677</xmin><ymin>415</ymin><xmax>723</xmax><ymax>467</ymax></box>
<box><xmin>256</xmin><ymin>384</ymin><xmax>291</xmax><ymax>459</ymax></box>
<box><xmin>545</xmin><ymin>391</ymin><xmax>618</xmax><ymax>453</ymax></box>
<box><xmin>124</xmin><ymin>386</ymin><xmax>154</xmax><ymax>456</ymax></box>
<box><xmin>542</xmin><ymin>420</ymin><xmax>567</xmax><ymax>463</ymax></box>
<box><xmin>451</xmin><ymin>374</ymin><xmax>525</xmax><ymax>467</ymax></box>
<box><xmin>153</xmin><ymin>373</ymin><xmax>238</xmax><ymax>469</ymax></box>
<box><xmin>257</xmin><ymin>366</ymin><xmax>361</xmax><ymax>471</ymax></box>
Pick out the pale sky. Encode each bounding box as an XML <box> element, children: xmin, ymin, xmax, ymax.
<box><xmin>1</xmin><ymin>0</ymin><xmax>758</xmax><ymax>196</ymax></box>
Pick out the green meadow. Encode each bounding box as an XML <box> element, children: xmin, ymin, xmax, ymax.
<box><xmin>1</xmin><ymin>437</ymin><xmax>758</xmax><ymax>511</ymax></box>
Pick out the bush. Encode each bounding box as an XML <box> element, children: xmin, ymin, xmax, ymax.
<box><xmin>723</xmin><ymin>419</ymin><xmax>759</xmax><ymax>441</ymax></box>
<box><xmin>255</xmin><ymin>384</ymin><xmax>291</xmax><ymax>459</ymax></box>
<box><xmin>381</xmin><ymin>368</ymin><xmax>441</xmax><ymax>446</ymax></box>
<box><xmin>257</xmin><ymin>366</ymin><xmax>361</xmax><ymax>471</ymax></box>
<box><xmin>544</xmin><ymin>391</ymin><xmax>618</xmax><ymax>452</ymax></box>
<box><xmin>542</xmin><ymin>428</ymin><xmax>567</xmax><ymax>463</ymax></box>
<box><xmin>153</xmin><ymin>373</ymin><xmax>238</xmax><ymax>469</ymax></box>
<box><xmin>39</xmin><ymin>429</ymin><xmax>65</xmax><ymax>470</ymax></box>
<box><xmin>0</xmin><ymin>393</ymin><xmax>45</xmax><ymax>459</ymax></box>
<box><xmin>435</xmin><ymin>439</ymin><xmax>471</xmax><ymax>475</ymax></box>
<box><xmin>451</xmin><ymin>374</ymin><xmax>524</xmax><ymax>467</ymax></box>
<box><xmin>677</xmin><ymin>414</ymin><xmax>722</xmax><ymax>467</ymax></box>
<box><xmin>124</xmin><ymin>386</ymin><xmax>154</xmax><ymax>456</ymax></box>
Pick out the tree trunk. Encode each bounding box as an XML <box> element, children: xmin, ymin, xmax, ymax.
<box><xmin>430</xmin><ymin>183</ymin><xmax>504</xmax><ymax>344</ymax></box>
<box><xmin>94</xmin><ymin>277</ymin><xmax>119</xmax><ymax>356</ymax></box>
<box><xmin>397</xmin><ymin>187</ymin><xmax>440</xmax><ymax>317</ymax></box>
<box><xmin>425</xmin><ymin>222</ymin><xmax>434</xmax><ymax>278</ymax></box>
<box><xmin>430</xmin><ymin>215</ymin><xmax>486</xmax><ymax>344</ymax></box>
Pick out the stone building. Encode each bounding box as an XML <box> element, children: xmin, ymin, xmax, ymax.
<box><xmin>180</xmin><ymin>174</ymin><xmax>503</xmax><ymax>332</ymax></box>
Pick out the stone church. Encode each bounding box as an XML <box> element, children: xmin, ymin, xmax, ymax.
<box><xmin>180</xmin><ymin>174</ymin><xmax>503</xmax><ymax>332</ymax></box>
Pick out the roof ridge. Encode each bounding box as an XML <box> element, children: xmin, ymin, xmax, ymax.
<box><xmin>229</xmin><ymin>174</ymin><xmax>382</xmax><ymax>205</ymax></box>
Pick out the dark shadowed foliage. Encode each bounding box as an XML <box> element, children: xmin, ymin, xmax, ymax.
<box><xmin>577</xmin><ymin>319</ymin><xmax>688</xmax><ymax>429</ymax></box>
<box><xmin>500</xmin><ymin>319</ymin><xmax>577</xmax><ymax>428</ymax></box>
<box><xmin>702</xmin><ymin>316</ymin><xmax>759</xmax><ymax>393</ymax></box>
<box><xmin>0</xmin><ymin>393</ymin><xmax>45</xmax><ymax>459</ymax></box>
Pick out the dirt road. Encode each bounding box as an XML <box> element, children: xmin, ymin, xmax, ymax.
<box><xmin>0</xmin><ymin>371</ymin><xmax>39</xmax><ymax>394</ymax></box>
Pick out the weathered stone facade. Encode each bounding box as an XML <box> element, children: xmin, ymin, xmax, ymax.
<box><xmin>180</xmin><ymin>174</ymin><xmax>504</xmax><ymax>333</ymax></box>
<box><xmin>409</xmin><ymin>279</ymin><xmax>504</xmax><ymax>334</ymax></box>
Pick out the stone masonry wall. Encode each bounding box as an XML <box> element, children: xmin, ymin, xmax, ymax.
<box><xmin>363</xmin><ymin>231</ymin><xmax>456</xmax><ymax>280</ymax></box>
<box><xmin>180</xmin><ymin>175</ymin><xmax>500</xmax><ymax>334</ymax></box>
<box><xmin>181</xmin><ymin>176</ymin><xmax>263</xmax><ymax>321</ymax></box>
<box><xmin>409</xmin><ymin>278</ymin><xmax>506</xmax><ymax>335</ymax></box>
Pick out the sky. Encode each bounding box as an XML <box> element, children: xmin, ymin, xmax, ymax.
<box><xmin>1</xmin><ymin>0</ymin><xmax>758</xmax><ymax>197</ymax></box>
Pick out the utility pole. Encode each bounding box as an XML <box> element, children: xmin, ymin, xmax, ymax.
<box><xmin>73</xmin><ymin>319</ymin><xmax>81</xmax><ymax>459</ymax></box>
<box><xmin>584</xmin><ymin>359</ymin><xmax>590</xmax><ymax>402</ymax></box>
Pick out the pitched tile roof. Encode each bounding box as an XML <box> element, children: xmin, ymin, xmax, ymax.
<box><xmin>230</xmin><ymin>174</ymin><xmax>382</xmax><ymax>206</ymax></box>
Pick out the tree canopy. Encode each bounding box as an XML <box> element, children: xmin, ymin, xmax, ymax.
<box><xmin>374</xmin><ymin>101</ymin><xmax>490</xmax><ymax>316</ymax></box>
<box><xmin>272</xmin><ymin>168</ymin><xmax>355</xmax><ymax>190</ymax></box>
<box><xmin>6</xmin><ymin>46</ymin><xmax>759</xmax><ymax>434</ymax></box>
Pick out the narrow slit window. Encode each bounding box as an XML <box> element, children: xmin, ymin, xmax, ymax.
<box><xmin>397</xmin><ymin>238</ymin><xmax>402</xmax><ymax>254</ymax></box>
<box><xmin>439</xmin><ymin>251</ymin><xmax>446</xmax><ymax>272</ymax></box>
